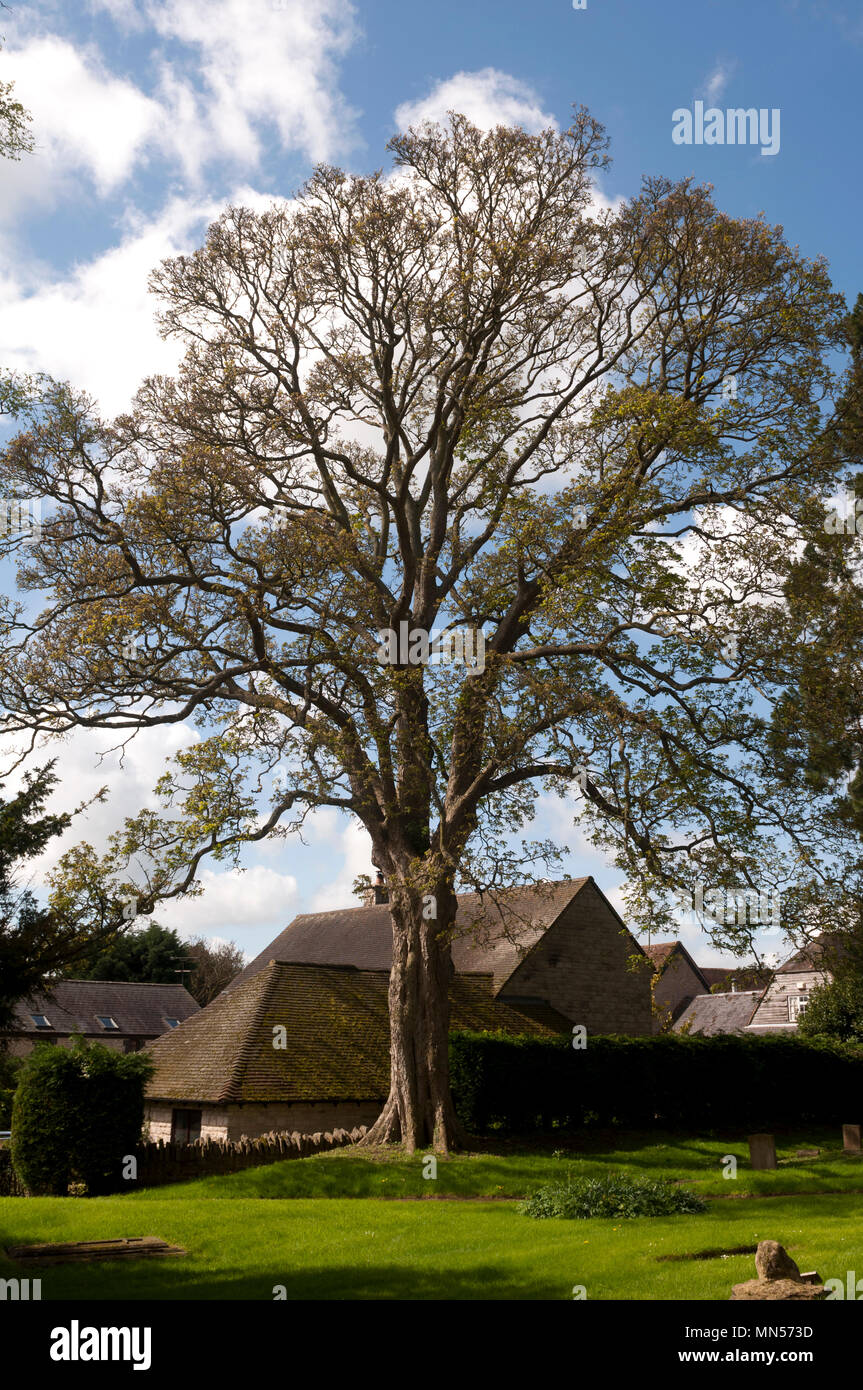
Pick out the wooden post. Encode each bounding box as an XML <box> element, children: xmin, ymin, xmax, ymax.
<box><xmin>748</xmin><ymin>1133</ymin><xmax>777</xmax><ymax>1169</ymax></box>
<box><xmin>843</xmin><ymin>1124</ymin><xmax>862</xmax><ymax>1152</ymax></box>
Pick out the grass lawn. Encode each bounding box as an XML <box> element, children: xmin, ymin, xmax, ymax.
<box><xmin>2</xmin><ymin>1129</ymin><xmax>861</xmax><ymax>1300</ymax></box>
<box><xmin>119</xmin><ymin>1127</ymin><xmax>863</xmax><ymax>1201</ymax></box>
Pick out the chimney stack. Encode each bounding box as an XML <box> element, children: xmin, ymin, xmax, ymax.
<box><xmin>373</xmin><ymin>869</ymin><xmax>389</xmax><ymax>905</ymax></box>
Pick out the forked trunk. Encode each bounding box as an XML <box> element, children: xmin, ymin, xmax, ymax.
<box><xmin>362</xmin><ymin>884</ymin><xmax>467</xmax><ymax>1152</ymax></box>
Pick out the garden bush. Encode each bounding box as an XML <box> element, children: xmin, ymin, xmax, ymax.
<box><xmin>10</xmin><ymin>1037</ymin><xmax>153</xmax><ymax>1195</ymax></box>
<box><xmin>520</xmin><ymin>1172</ymin><xmax>707</xmax><ymax>1220</ymax></box>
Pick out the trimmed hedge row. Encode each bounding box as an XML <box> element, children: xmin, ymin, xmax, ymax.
<box><xmin>449</xmin><ymin>1031</ymin><xmax>863</xmax><ymax>1133</ymax></box>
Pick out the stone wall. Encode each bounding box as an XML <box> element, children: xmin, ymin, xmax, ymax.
<box><xmin>144</xmin><ymin>1098</ymin><xmax>382</xmax><ymax>1143</ymax></box>
<box><xmin>133</xmin><ymin>1124</ymin><xmax>368</xmax><ymax>1189</ymax></box>
<box><xmin>653</xmin><ymin>951</ymin><xmax>706</xmax><ymax>1030</ymax></box>
<box><xmin>501</xmin><ymin>880</ymin><xmax>653</xmax><ymax>1035</ymax></box>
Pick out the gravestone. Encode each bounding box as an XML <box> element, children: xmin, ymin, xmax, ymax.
<box><xmin>843</xmin><ymin>1124</ymin><xmax>862</xmax><ymax>1152</ymax></box>
<box><xmin>748</xmin><ymin>1133</ymin><xmax>777</xmax><ymax>1170</ymax></box>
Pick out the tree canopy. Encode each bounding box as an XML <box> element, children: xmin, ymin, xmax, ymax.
<box><xmin>1</xmin><ymin>110</ymin><xmax>859</xmax><ymax>1145</ymax></box>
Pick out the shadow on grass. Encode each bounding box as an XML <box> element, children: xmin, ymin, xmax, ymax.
<box><xmin>0</xmin><ymin>1252</ymin><xmax>565</xmax><ymax>1301</ymax></box>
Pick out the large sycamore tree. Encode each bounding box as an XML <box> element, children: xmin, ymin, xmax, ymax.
<box><xmin>0</xmin><ymin>111</ymin><xmax>855</xmax><ymax>1148</ymax></box>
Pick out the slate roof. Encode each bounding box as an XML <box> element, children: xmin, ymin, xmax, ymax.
<box><xmin>7</xmin><ymin>980</ymin><xmax>199</xmax><ymax>1039</ymax></box>
<box><xmin>673</xmin><ymin>990</ymin><xmax>762</xmax><ymax>1036</ymax></box>
<box><xmin>146</xmin><ymin>961</ymin><xmax>568</xmax><ymax>1105</ymax></box>
<box><xmin>228</xmin><ymin>878</ymin><xmax>593</xmax><ymax>996</ymax></box>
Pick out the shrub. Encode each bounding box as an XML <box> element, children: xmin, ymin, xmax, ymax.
<box><xmin>798</xmin><ymin>974</ymin><xmax>863</xmax><ymax>1044</ymax></box>
<box><xmin>10</xmin><ymin>1037</ymin><xmax>153</xmax><ymax>1195</ymax></box>
<box><xmin>519</xmin><ymin>1172</ymin><xmax>707</xmax><ymax>1220</ymax></box>
<box><xmin>10</xmin><ymin>1043</ymin><xmax>81</xmax><ymax>1194</ymax></box>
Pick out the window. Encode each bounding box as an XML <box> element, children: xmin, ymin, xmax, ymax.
<box><xmin>96</xmin><ymin>1016</ymin><xmax>120</xmax><ymax>1031</ymax></box>
<box><xmin>164</xmin><ymin>1018</ymin><xmax>180</xmax><ymax>1029</ymax></box>
<box><xmin>788</xmin><ymin>993</ymin><xmax>810</xmax><ymax>1021</ymax></box>
<box><xmin>171</xmin><ymin>1109</ymin><xmax>202</xmax><ymax>1145</ymax></box>
<box><xmin>123</xmin><ymin>1038</ymin><xmax>142</xmax><ymax>1053</ymax></box>
<box><xmin>29</xmin><ymin>1014</ymin><xmax>53</xmax><ymax>1029</ymax></box>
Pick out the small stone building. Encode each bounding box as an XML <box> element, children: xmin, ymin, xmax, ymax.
<box><xmin>227</xmin><ymin>877</ymin><xmax>653</xmax><ymax>1037</ymax></box>
<box><xmin>3</xmin><ymin>979</ymin><xmax>199</xmax><ymax>1057</ymax></box>
<box><xmin>643</xmin><ymin>941</ymin><xmax>710</xmax><ymax>1028</ymax></box>
<box><xmin>144</xmin><ymin>960</ymin><xmax>570</xmax><ymax>1143</ymax></box>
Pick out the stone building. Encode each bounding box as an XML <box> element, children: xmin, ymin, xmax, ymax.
<box><xmin>228</xmin><ymin>876</ymin><xmax>653</xmax><ymax>1038</ymax></box>
<box><xmin>2</xmin><ymin>979</ymin><xmax>199</xmax><ymax>1057</ymax></box>
<box><xmin>145</xmin><ymin>877</ymin><xmax>654</xmax><ymax>1142</ymax></box>
<box><xmin>643</xmin><ymin>941</ymin><xmax>710</xmax><ymax>1028</ymax></box>
<box><xmin>144</xmin><ymin>960</ymin><xmax>570</xmax><ymax>1143</ymax></box>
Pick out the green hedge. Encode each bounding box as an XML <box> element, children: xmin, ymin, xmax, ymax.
<box><xmin>449</xmin><ymin>1031</ymin><xmax>863</xmax><ymax>1133</ymax></box>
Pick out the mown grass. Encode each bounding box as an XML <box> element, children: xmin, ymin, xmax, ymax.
<box><xmin>1</xmin><ymin>1191</ymin><xmax>860</xmax><ymax>1300</ymax></box>
<box><xmin>119</xmin><ymin>1127</ymin><xmax>863</xmax><ymax>1201</ymax></box>
<box><xmin>2</xmin><ymin>1128</ymin><xmax>860</xmax><ymax>1300</ymax></box>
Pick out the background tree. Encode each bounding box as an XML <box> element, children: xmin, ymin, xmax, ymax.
<box><xmin>184</xmin><ymin>935</ymin><xmax>246</xmax><ymax>1005</ymax></box>
<box><xmin>0</xmin><ymin>39</ymin><xmax>32</xmax><ymax>163</ymax></box>
<box><xmin>66</xmin><ymin>920</ymin><xmax>245</xmax><ymax>1003</ymax></box>
<box><xmin>0</xmin><ymin>764</ymin><xmax>119</xmax><ymax>1034</ymax></box>
<box><xmin>0</xmin><ymin>112</ymin><xmax>854</xmax><ymax>1149</ymax></box>
<box><xmin>768</xmin><ymin>293</ymin><xmax>863</xmax><ymax>826</ymax></box>
<box><xmin>798</xmin><ymin>973</ymin><xmax>863</xmax><ymax>1044</ymax></box>
<box><xmin>65</xmin><ymin>919</ymin><xmax>185</xmax><ymax>984</ymax></box>
<box><xmin>0</xmin><ymin>1049</ymin><xmax>20</xmax><ymax>1127</ymax></box>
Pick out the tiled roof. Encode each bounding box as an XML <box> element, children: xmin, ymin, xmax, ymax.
<box><xmin>497</xmin><ymin>996</ymin><xmax>573</xmax><ymax>1033</ymax></box>
<box><xmin>145</xmin><ymin>961</ymin><xmax>565</xmax><ymax>1105</ymax></box>
<box><xmin>643</xmin><ymin>942</ymin><xmax>679</xmax><ymax>968</ymax></box>
<box><xmin>227</xmin><ymin>879</ymin><xmax>591</xmax><ymax>996</ymax></box>
<box><xmin>673</xmin><ymin>991</ymin><xmax>762</xmax><ymax>1036</ymax></box>
<box><xmin>643</xmin><ymin>940</ymin><xmax>709</xmax><ymax>992</ymax></box>
<box><xmin>7</xmin><ymin>979</ymin><xmax>199</xmax><ymax>1038</ymax></box>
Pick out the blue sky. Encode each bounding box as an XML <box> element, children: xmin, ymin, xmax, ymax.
<box><xmin>0</xmin><ymin>0</ymin><xmax>858</xmax><ymax>966</ymax></box>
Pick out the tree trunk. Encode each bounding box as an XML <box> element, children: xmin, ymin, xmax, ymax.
<box><xmin>362</xmin><ymin>882</ymin><xmax>467</xmax><ymax>1152</ymax></box>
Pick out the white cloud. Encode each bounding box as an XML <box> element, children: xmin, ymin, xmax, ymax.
<box><xmin>146</xmin><ymin>0</ymin><xmax>360</xmax><ymax>170</ymax></box>
<box><xmin>4</xmin><ymin>720</ymin><xmax>198</xmax><ymax>885</ymax></box>
<box><xmin>0</xmin><ymin>37</ymin><xmax>162</xmax><ymax>208</ymax></box>
<box><xmin>156</xmin><ymin>865</ymin><xmax>299</xmax><ymax>938</ymax></box>
<box><xmin>305</xmin><ymin>812</ymin><xmax>372</xmax><ymax>912</ymax></box>
<box><xmin>0</xmin><ymin>193</ymin><xmax>222</xmax><ymax>412</ymax></box>
<box><xmin>394</xmin><ymin>68</ymin><xmax>555</xmax><ymax>135</ymax></box>
<box><xmin>3</xmin><ymin>0</ymin><xmax>360</xmax><ymax>213</ymax></box>
<box><xmin>704</xmin><ymin>61</ymin><xmax>735</xmax><ymax>103</ymax></box>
